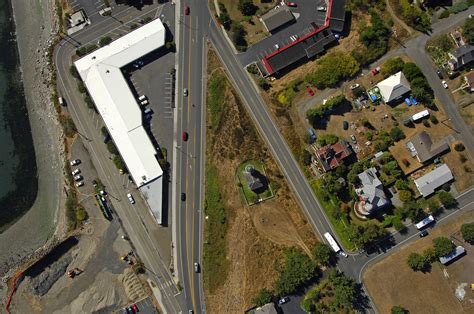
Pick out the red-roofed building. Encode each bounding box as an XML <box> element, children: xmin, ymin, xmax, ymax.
<box><xmin>313</xmin><ymin>140</ymin><xmax>353</xmax><ymax>172</ymax></box>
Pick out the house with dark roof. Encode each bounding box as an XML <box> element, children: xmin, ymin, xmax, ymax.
<box><xmin>376</xmin><ymin>71</ymin><xmax>411</xmax><ymax>103</ymax></box>
<box><xmin>260</xmin><ymin>5</ymin><xmax>295</xmax><ymax>33</ymax></box>
<box><xmin>243</xmin><ymin>165</ymin><xmax>267</xmax><ymax>193</ymax></box>
<box><xmin>313</xmin><ymin>140</ymin><xmax>353</xmax><ymax>172</ymax></box>
<box><xmin>414</xmin><ymin>164</ymin><xmax>453</xmax><ymax>197</ymax></box>
<box><xmin>354</xmin><ymin>167</ymin><xmax>390</xmax><ymax>216</ymax></box>
<box><xmin>448</xmin><ymin>44</ymin><xmax>474</xmax><ymax>71</ymax></box>
<box><xmin>406</xmin><ymin>131</ymin><xmax>450</xmax><ymax>163</ymax></box>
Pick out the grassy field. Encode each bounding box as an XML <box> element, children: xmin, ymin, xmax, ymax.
<box><xmin>207</xmin><ymin>71</ymin><xmax>227</xmax><ymax>131</ymax></box>
<box><xmin>202</xmin><ymin>164</ymin><xmax>231</xmax><ymax>293</ymax></box>
<box><xmin>364</xmin><ymin>209</ymin><xmax>474</xmax><ymax>313</ymax></box>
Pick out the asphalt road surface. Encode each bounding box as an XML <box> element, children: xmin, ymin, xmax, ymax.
<box><xmin>54</xmin><ymin>2</ymin><xmax>187</xmax><ymax>313</ymax></box>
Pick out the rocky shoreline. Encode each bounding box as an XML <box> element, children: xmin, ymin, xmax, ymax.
<box><xmin>0</xmin><ymin>0</ymin><xmax>67</xmax><ymax>304</ymax></box>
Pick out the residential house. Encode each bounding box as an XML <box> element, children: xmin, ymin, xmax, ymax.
<box><xmin>406</xmin><ymin>131</ymin><xmax>450</xmax><ymax>163</ymax></box>
<box><xmin>313</xmin><ymin>140</ymin><xmax>353</xmax><ymax>173</ymax></box>
<box><xmin>244</xmin><ymin>165</ymin><xmax>267</xmax><ymax>193</ymax></box>
<box><xmin>376</xmin><ymin>71</ymin><xmax>411</xmax><ymax>103</ymax></box>
<box><xmin>448</xmin><ymin>44</ymin><xmax>474</xmax><ymax>71</ymax></box>
<box><xmin>354</xmin><ymin>167</ymin><xmax>390</xmax><ymax>216</ymax></box>
<box><xmin>253</xmin><ymin>303</ymin><xmax>278</xmax><ymax>314</ymax></box>
<box><xmin>414</xmin><ymin>164</ymin><xmax>454</xmax><ymax>197</ymax></box>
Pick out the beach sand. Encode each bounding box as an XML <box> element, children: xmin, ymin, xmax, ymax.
<box><xmin>0</xmin><ymin>0</ymin><xmax>65</xmax><ymax>297</ymax></box>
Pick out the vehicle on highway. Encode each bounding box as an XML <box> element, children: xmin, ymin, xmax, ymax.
<box><xmin>371</xmin><ymin>66</ymin><xmax>381</xmax><ymax>76</ymax></box>
<box><xmin>278</xmin><ymin>296</ymin><xmax>290</xmax><ymax>305</ymax></box>
<box><xmin>181</xmin><ymin>193</ymin><xmax>186</xmax><ymax>201</ymax></box>
<box><xmin>75</xmin><ymin>181</ymin><xmax>84</xmax><ymax>187</ymax></box>
<box><xmin>436</xmin><ymin>69</ymin><xmax>443</xmax><ymax>79</ymax></box>
<box><xmin>287</xmin><ymin>2</ymin><xmax>297</xmax><ymax>7</ymax></box>
<box><xmin>70</xmin><ymin>159</ymin><xmax>81</xmax><ymax>166</ymax></box>
<box><xmin>74</xmin><ymin>175</ymin><xmax>83</xmax><ymax>182</ymax></box>
<box><xmin>72</xmin><ymin>168</ymin><xmax>81</xmax><ymax>176</ymax></box>
<box><xmin>182</xmin><ymin>131</ymin><xmax>189</xmax><ymax>141</ymax></box>
<box><xmin>184</xmin><ymin>5</ymin><xmax>190</xmax><ymax>15</ymax></box>
<box><xmin>317</xmin><ymin>6</ymin><xmax>327</xmax><ymax>11</ymax></box>
<box><xmin>194</xmin><ymin>262</ymin><xmax>200</xmax><ymax>273</ymax></box>
<box><xmin>350</xmin><ymin>134</ymin><xmax>357</xmax><ymax>144</ymax></box>
<box><xmin>419</xmin><ymin>230</ymin><xmax>429</xmax><ymax>237</ymax></box>
<box><xmin>442</xmin><ymin>80</ymin><xmax>448</xmax><ymax>89</ymax></box>
<box><xmin>350</xmin><ymin>83</ymin><xmax>360</xmax><ymax>90</ymax></box>
<box><xmin>306</xmin><ymin>85</ymin><xmax>315</xmax><ymax>96</ymax></box>
<box><xmin>127</xmin><ymin>193</ymin><xmax>135</xmax><ymax>204</ymax></box>
<box><xmin>183</xmin><ymin>88</ymin><xmax>188</xmax><ymax>97</ymax></box>
<box><xmin>131</xmin><ymin>304</ymin><xmax>139</xmax><ymax>312</ymax></box>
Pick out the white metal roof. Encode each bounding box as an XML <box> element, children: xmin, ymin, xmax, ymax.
<box><xmin>377</xmin><ymin>71</ymin><xmax>411</xmax><ymax>103</ymax></box>
<box><xmin>74</xmin><ymin>19</ymin><xmax>166</xmax><ymax>186</ymax></box>
<box><xmin>412</xmin><ymin>109</ymin><xmax>430</xmax><ymax>121</ymax></box>
<box><xmin>414</xmin><ymin>164</ymin><xmax>453</xmax><ymax>197</ymax></box>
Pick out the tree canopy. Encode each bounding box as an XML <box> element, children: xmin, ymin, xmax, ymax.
<box><xmin>275</xmin><ymin>248</ymin><xmax>319</xmax><ymax>295</ymax></box>
<box><xmin>433</xmin><ymin>237</ymin><xmax>455</xmax><ymax>257</ymax></box>
<box><xmin>381</xmin><ymin>57</ymin><xmax>405</xmax><ymax>78</ymax></box>
<box><xmin>463</xmin><ymin>16</ymin><xmax>474</xmax><ymax>45</ymax></box>
<box><xmin>437</xmin><ymin>191</ymin><xmax>456</xmax><ymax>208</ymax></box>
<box><xmin>238</xmin><ymin>0</ymin><xmax>257</xmax><ymax>16</ymax></box>
<box><xmin>328</xmin><ymin>269</ymin><xmax>358</xmax><ymax>310</ymax></box>
<box><xmin>252</xmin><ymin>288</ymin><xmax>273</xmax><ymax>307</ymax></box>
<box><xmin>461</xmin><ymin>223</ymin><xmax>474</xmax><ymax>243</ymax></box>
<box><xmin>306</xmin><ymin>52</ymin><xmax>359</xmax><ymax>89</ymax></box>
<box><xmin>407</xmin><ymin>252</ymin><xmax>429</xmax><ymax>271</ymax></box>
<box><xmin>391</xmin><ymin>305</ymin><xmax>409</xmax><ymax>314</ymax></box>
<box><xmin>312</xmin><ymin>243</ymin><xmax>334</xmax><ymax>266</ymax></box>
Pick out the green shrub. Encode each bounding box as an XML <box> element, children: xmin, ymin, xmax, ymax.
<box><xmin>433</xmin><ymin>236</ymin><xmax>455</xmax><ymax>257</ymax></box>
<box><xmin>461</xmin><ymin>223</ymin><xmax>474</xmax><ymax>243</ymax></box>
<box><xmin>99</xmin><ymin>36</ymin><xmax>112</xmax><ymax>47</ymax></box>
<box><xmin>407</xmin><ymin>252</ymin><xmax>429</xmax><ymax>271</ymax></box>
<box><xmin>252</xmin><ymin>288</ymin><xmax>273</xmax><ymax>307</ymax></box>
<box><xmin>275</xmin><ymin>248</ymin><xmax>318</xmax><ymax>295</ymax></box>
<box><xmin>306</xmin><ymin>52</ymin><xmax>359</xmax><ymax>89</ymax></box>
<box><xmin>439</xmin><ymin>10</ymin><xmax>450</xmax><ymax>19</ymax></box>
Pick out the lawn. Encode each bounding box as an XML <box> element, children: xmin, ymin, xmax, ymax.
<box><xmin>236</xmin><ymin>160</ymin><xmax>274</xmax><ymax>205</ymax></box>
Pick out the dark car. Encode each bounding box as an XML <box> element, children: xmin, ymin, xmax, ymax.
<box><xmin>278</xmin><ymin>296</ymin><xmax>290</xmax><ymax>305</ymax></box>
<box><xmin>181</xmin><ymin>193</ymin><xmax>186</xmax><ymax>201</ymax></box>
<box><xmin>182</xmin><ymin>132</ymin><xmax>188</xmax><ymax>141</ymax></box>
<box><xmin>343</xmin><ymin>121</ymin><xmax>349</xmax><ymax>130</ymax></box>
<box><xmin>184</xmin><ymin>6</ymin><xmax>190</xmax><ymax>15</ymax></box>
<box><xmin>419</xmin><ymin>230</ymin><xmax>429</xmax><ymax>237</ymax></box>
<box><xmin>436</xmin><ymin>69</ymin><xmax>443</xmax><ymax>79</ymax></box>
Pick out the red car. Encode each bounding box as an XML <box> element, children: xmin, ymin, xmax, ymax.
<box><xmin>371</xmin><ymin>66</ymin><xmax>381</xmax><ymax>76</ymax></box>
<box><xmin>184</xmin><ymin>6</ymin><xmax>190</xmax><ymax>15</ymax></box>
<box><xmin>306</xmin><ymin>86</ymin><xmax>315</xmax><ymax>96</ymax></box>
<box><xmin>131</xmin><ymin>304</ymin><xmax>139</xmax><ymax>312</ymax></box>
<box><xmin>182</xmin><ymin>132</ymin><xmax>188</xmax><ymax>141</ymax></box>
<box><xmin>287</xmin><ymin>2</ymin><xmax>297</xmax><ymax>7</ymax></box>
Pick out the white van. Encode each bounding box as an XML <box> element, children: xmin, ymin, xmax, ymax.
<box><xmin>138</xmin><ymin>95</ymin><xmax>147</xmax><ymax>101</ymax></box>
<box><xmin>140</xmin><ymin>99</ymin><xmax>149</xmax><ymax>106</ymax></box>
<box><xmin>58</xmin><ymin>96</ymin><xmax>65</xmax><ymax>106</ymax></box>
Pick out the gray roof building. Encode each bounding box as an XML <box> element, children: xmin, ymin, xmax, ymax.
<box><xmin>260</xmin><ymin>5</ymin><xmax>295</xmax><ymax>33</ymax></box>
<box><xmin>253</xmin><ymin>303</ymin><xmax>278</xmax><ymax>314</ymax></box>
<box><xmin>414</xmin><ymin>164</ymin><xmax>453</xmax><ymax>197</ymax></box>
<box><xmin>355</xmin><ymin>167</ymin><xmax>390</xmax><ymax>216</ymax></box>
<box><xmin>448</xmin><ymin>45</ymin><xmax>474</xmax><ymax>71</ymax></box>
<box><xmin>406</xmin><ymin>131</ymin><xmax>450</xmax><ymax>163</ymax></box>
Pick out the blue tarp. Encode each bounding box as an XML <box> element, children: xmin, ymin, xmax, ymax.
<box><xmin>370</xmin><ymin>94</ymin><xmax>377</xmax><ymax>101</ymax></box>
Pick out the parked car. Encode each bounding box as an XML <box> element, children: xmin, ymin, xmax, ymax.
<box><xmin>194</xmin><ymin>262</ymin><xmax>200</xmax><ymax>273</ymax></box>
<box><xmin>72</xmin><ymin>169</ymin><xmax>81</xmax><ymax>176</ymax></box>
<box><xmin>350</xmin><ymin>134</ymin><xmax>357</xmax><ymax>144</ymax></box>
<box><xmin>371</xmin><ymin>66</ymin><xmax>381</xmax><ymax>76</ymax></box>
<box><xmin>182</xmin><ymin>132</ymin><xmax>189</xmax><ymax>141</ymax></box>
<box><xmin>436</xmin><ymin>69</ymin><xmax>443</xmax><ymax>79</ymax></box>
<box><xmin>442</xmin><ymin>80</ymin><xmax>448</xmax><ymax>89</ymax></box>
<box><xmin>181</xmin><ymin>193</ymin><xmax>186</xmax><ymax>201</ymax></box>
<box><xmin>70</xmin><ymin>159</ymin><xmax>81</xmax><ymax>166</ymax></box>
<box><xmin>350</xmin><ymin>83</ymin><xmax>360</xmax><ymax>90</ymax></box>
<box><xmin>317</xmin><ymin>6</ymin><xmax>327</xmax><ymax>11</ymax></box>
<box><xmin>278</xmin><ymin>296</ymin><xmax>290</xmax><ymax>305</ymax></box>
<box><xmin>133</xmin><ymin>60</ymin><xmax>144</xmax><ymax>68</ymax></box>
<box><xmin>127</xmin><ymin>193</ymin><xmax>135</xmax><ymax>204</ymax></box>
<box><xmin>131</xmin><ymin>304</ymin><xmax>139</xmax><ymax>312</ymax></box>
<box><xmin>286</xmin><ymin>2</ymin><xmax>297</xmax><ymax>7</ymax></box>
<box><xmin>74</xmin><ymin>175</ymin><xmax>83</xmax><ymax>182</ymax></box>
<box><xmin>419</xmin><ymin>230</ymin><xmax>429</xmax><ymax>237</ymax></box>
<box><xmin>184</xmin><ymin>5</ymin><xmax>190</xmax><ymax>15</ymax></box>
<box><xmin>306</xmin><ymin>85</ymin><xmax>315</xmax><ymax>96</ymax></box>
<box><xmin>339</xmin><ymin>251</ymin><xmax>348</xmax><ymax>257</ymax></box>
<box><xmin>183</xmin><ymin>88</ymin><xmax>188</xmax><ymax>97</ymax></box>
<box><xmin>75</xmin><ymin>181</ymin><xmax>84</xmax><ymax>187</ymax></box>
<box><xmin>274</xmin><ymin>43</ymin><xmax>280</xmax><ymax>50</ymax></box>
<box><xmin>469</xmin><ymin>13</ymin><xmax>474</xmax><ymax>18</ymax></box>
<box><xmin>343</xmin><ymin>121</ymin><xmax>349</xmax><ymax>130</ymax></box>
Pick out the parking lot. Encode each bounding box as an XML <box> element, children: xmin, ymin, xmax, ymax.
<box><xmin>239</xmin><ymin>0</ymin><xmax>330</xmax><ymax>66</ymax></box>
<box><xmin>122</xmin><ymin>297</ymin><xmax>158</xmax><ymax>314</ymax></box>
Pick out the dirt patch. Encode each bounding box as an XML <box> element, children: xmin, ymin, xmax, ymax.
<box><xmin>204</xmin><ymin>47</ymin><xmax>317</xmax><ymax>312</ymax></box>
<box><xmin>443</xmin><ymin>142</ymin><xmax>474</xmax><ymax>192</ymax></box>
<box><xmin>364</xmin><ymin>209</ymin><xmax>474</xmax><ymax>314</ymax></box>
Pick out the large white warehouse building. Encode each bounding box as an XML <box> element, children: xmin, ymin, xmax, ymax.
<box><xmin>74</xmin><ymin>19</ymin><xmax>166</xmax><ymax>224</ymax></box>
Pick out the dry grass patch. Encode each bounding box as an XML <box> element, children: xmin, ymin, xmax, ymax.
<box><xmin>204</xmin><ymin>46</ymin><xmax>317</xmax><ymax>312</ymax></box>
<box><xmin>364</xmin><ymin>209</ymin><xmax>474</xmax><ymax>314</ymax></box>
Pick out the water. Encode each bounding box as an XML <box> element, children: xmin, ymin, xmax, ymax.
<box><xmin>0</xmin><ymin>0</ymin><xmax>38</xmax><ymax>232</ymax></box>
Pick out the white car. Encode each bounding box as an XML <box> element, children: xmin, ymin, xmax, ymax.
<box><xmin>339</xmin><ymin>251</ymin><xmax>348</xmax><ymax>258</ymax></box>
<box><xmin>350</xmin><ymin>83</ymin><xmax>360</xmax><ymax>90</ymax></box>
<box><xmin>469</xmin><ymin>13</ymin><xmax>474</xmax><ymax>19</ymax></box>
<box><xmin>278</xmin><ymin>296</ymin><xmax>290</xmax><ymax>305</ymax></box>
<box><xmin>74</xmin><ymin>175</ymin><xmax>83</xmax><ymax>182</ymax></box>
<box><xmin>442</xmin><ymin>80</ymin><xmax>448</xmax><ymax>89</ymax></box>
<box><xmin>140</xmin><ymin>99</ymin><xmax>149</xmax><ymax>106</ymax></box>
<box><xmin>194</xmin><ymin>262</ymin><xmax>200</xmax><ymax>273</ymax></box>
<box><xmin>317</xmin><ymin>6</ymin><xmax>327</xmax><ymax>11</ymax></box>
<box><xmin>274</xmin><ymin>43</ymin><xmax>280</xmax><ymax>50</ymax></box>
<box><xmin>127</xmin><ymin>193</ymin><xmax>135</xmax><ymax>204</ymax></box>
<box><xmin>72</xmin><ymin>169</ymin><xmax>81</xmax><ymax>176</ymax></box>
<box><xmin>70</xmin><ymin>159</ymin><xmax>81</xmax><ymax>166</ymax></box>
<box><xmin>75</xmin><ymin>181</ymin><xmax>84</xmax><ymax>187</ymax></box>
<box><xmin>183</xmin><ymin>88</ymin><xmax>188</xmax><ymax>97</ymax></box>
